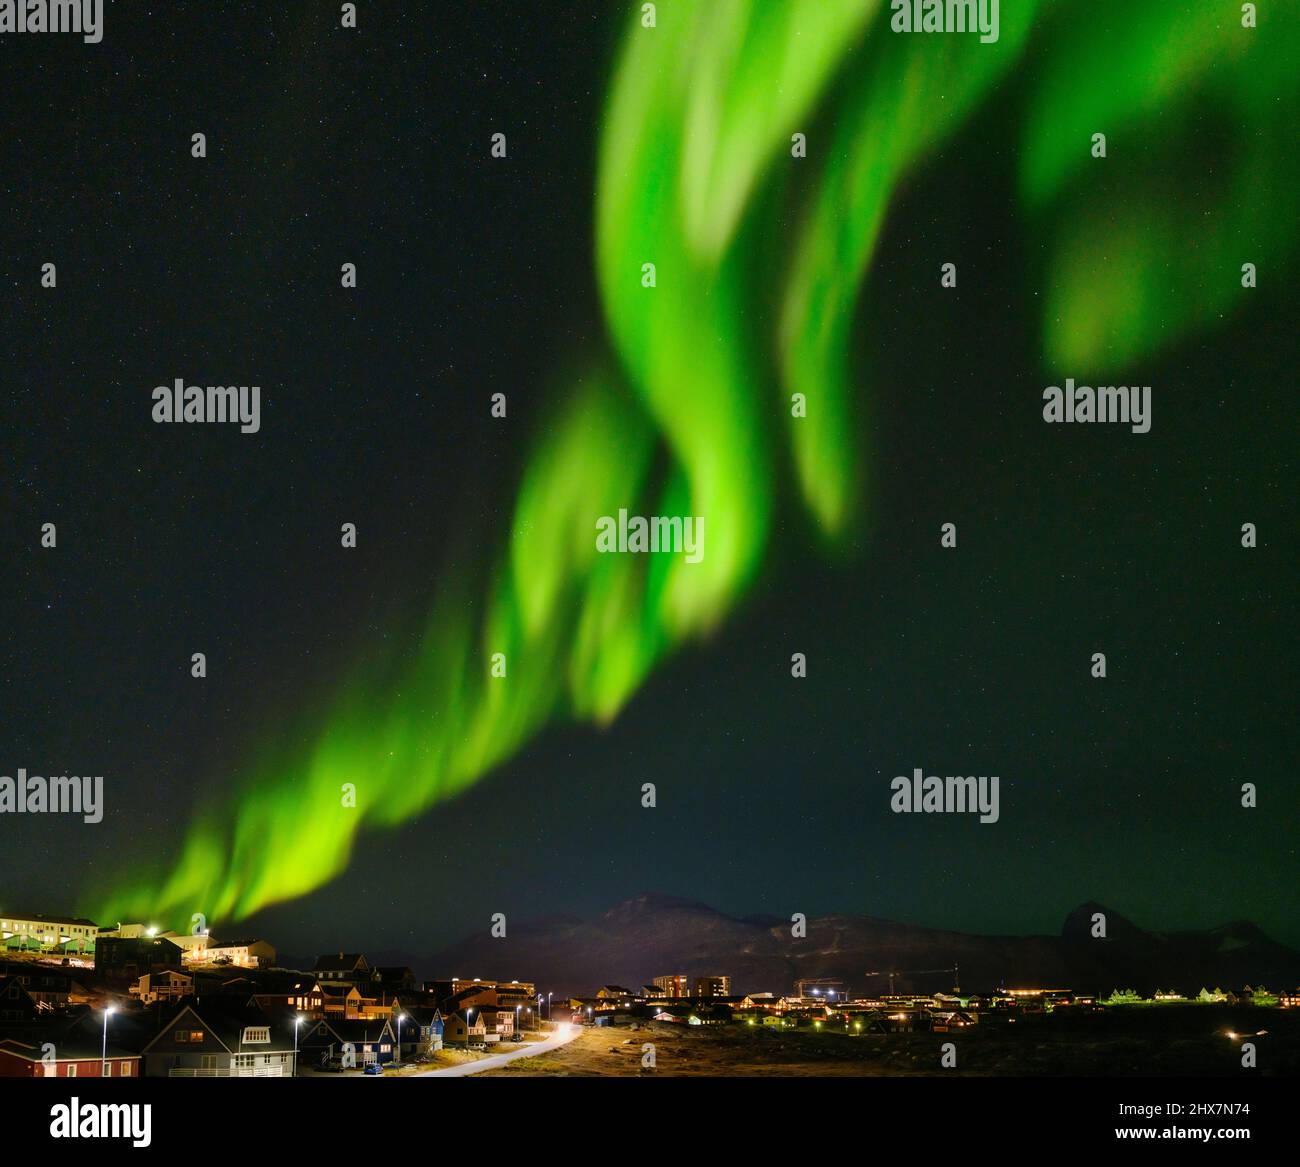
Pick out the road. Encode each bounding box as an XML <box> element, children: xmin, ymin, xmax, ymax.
<box><xmin>412</xmin><ymin>1023</ymin><xmax>580</xmax><ymax>1077</ymax></box>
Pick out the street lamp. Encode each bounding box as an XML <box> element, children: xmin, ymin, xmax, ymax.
<box><xmin>101</xmin><ymin>1005</ymin><xmax>115</xmax><ymax>1076</ymax></box>
<box><xmin>293</xmin><ymin>1016</ymin><xmax>303</xmax><ymax>1077</ymax></box>
<box><xmin>547</xmin><ymin>991</ymin><xmax>552</xmax><ymax>1021</ymax></box>
<box><xmin>396</xmin><ymin>1013</ymin><xmax>405</xmax><ymax>1065</ymax></box>
<box><xmin>466</xmin><ymin>1007</ymin><xmax>473</xmax><ymax>1054</ymax></box>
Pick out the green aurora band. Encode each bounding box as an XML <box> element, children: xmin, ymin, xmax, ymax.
<box><xmin>92</xmin><ymin>0</ymin><xmax>1299</xmax><ymax>928</ymax></box>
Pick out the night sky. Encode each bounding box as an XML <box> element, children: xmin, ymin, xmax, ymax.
<box><xmin>3</xmin><ymin>3</ymin><xmax>1296</xmax><ymax>958</ymax></box>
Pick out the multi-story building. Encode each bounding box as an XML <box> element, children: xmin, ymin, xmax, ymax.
<box><xmin>652</xmin><ymin>974</ymin><xmax>689</xmax><ymax>997</ymax></box>
<box><xmin>692</xmin><ymin>976</ymin><xmax>731</xmax><ymax>998</ymax></box>
<box><xmin>1</xmin><ymin>913</ymin><xmax>99</xmax><ymax>954</ymax></box>
<box><xmin>95</xmin><ymin>936</ymin><xmax>184</xmax><ymax>980</ymax></box>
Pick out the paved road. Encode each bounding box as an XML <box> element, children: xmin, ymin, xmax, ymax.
<box><xmin>412</xmin><ymin>1023</ymin><xmax>580</xmax><ymax>1077</ymax></box>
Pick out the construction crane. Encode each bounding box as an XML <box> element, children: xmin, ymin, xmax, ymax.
<box><xmin>864</xmin><ymin>964</ymin><xmax>961</xmax><ymax>995</ymax></box>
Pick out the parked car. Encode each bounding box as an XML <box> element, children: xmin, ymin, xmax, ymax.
<box><xmin>364</xmin><ymin>1062</ymin><xmax>384</xmax><ymax>1075</ymax></box>
<box><xmin>510</xmin><ymin>1032</ymin><xmax>522</xmax><ymax>1042</ymax></box>
<box><xmin>319</xmin><ymin>1057</ymin><xmax>345</xmax><ymax>1073</ymax></box>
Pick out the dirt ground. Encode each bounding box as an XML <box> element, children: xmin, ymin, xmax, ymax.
<box><xmin>477</xmin><ymin>1012</ymin><xmax>1300</xmax><ymax>1077</ymax></box>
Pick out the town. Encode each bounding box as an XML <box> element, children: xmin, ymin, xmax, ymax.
<box><xmin>0</xmin><ymin>910</ymin><xmax>1296</xmax><ymax>1078</ymax></box>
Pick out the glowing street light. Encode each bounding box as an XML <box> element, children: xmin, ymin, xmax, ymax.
<box><xmin>101</xmin><ymin>1005</ymin><xmax>115</xmax><ymax>1075</ymax></box>
<box><xmin>293</xmin><ymin>1015</ymin><xmax>304</xmax><ymax>1077</ymax></box>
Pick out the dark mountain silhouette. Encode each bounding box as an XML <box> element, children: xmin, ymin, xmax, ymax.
<box><xmin>281</xmin><ymin>894</ymin><xmax>1300</xmax><ymax>998</ymax></box>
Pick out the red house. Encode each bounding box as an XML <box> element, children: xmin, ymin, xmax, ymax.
<box><xmin>0</xmin><ymin>1035</ymin><xmax>141</xmax><ymax>1078</ymax></box>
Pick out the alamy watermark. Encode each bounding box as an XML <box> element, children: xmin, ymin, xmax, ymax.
<box><xmin>596</xmin><ymin>509</ymin><xmax>704</xmax><ymax>563</ymax></box>
<box><xmin>0</xmin><ymin>768</ymin><xmax>103</xmax><ymax>823</ymax></box>
<box><xmin>152</xmin><ymin>379</ymin><xmax>261</xmax><ymax>433</ymax></box>
<box><xmin>0</xmin><ymin>0</ymin><xmax>103</xmax><ymax>43</ymax></box>
<box><xmin>891</xmin><ymin>767</ymin><xmax>999</xmax><ymax>823</ymax></box>
<box><xmin>890</xmin><ymin>0</ymin><xmax>999</xmax><ymax>44</ymax></box>
<box><xmin>1043</xmin><ymin>379</ymin><xmax>1151</xmax><ymax>433</ymax></box>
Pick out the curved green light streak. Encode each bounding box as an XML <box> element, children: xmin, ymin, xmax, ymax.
<box><xmin>92</xmin><ymin>1</ymin><xmax>1299</xmax><ymax>929</ymax></box>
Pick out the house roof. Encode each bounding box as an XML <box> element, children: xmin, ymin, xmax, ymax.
<box><xmin>318</xmin><ymin>982</ymin><xmax>360</xmax><ymax>998</ymax></box>
<box><xmin>311</xmin><ymin>1017</ymin><xmax>394</xmax><ymax>1043</ymax></box>
<box><xmin>447</xmin><ymin>1010</ymin><xmax>486</xmax><ymax>1025</ymax></box>
<box><xmin>0</xmin><ymin>1035</ymin><xmax>138</xmax><ymax>1062</ymax></box>
<box><xmin>0</xmin><ymin>912</ymin><xmax>99</xmax><ymax>928</ymax></box>
<box><xmin>142</xmin><ymin>1001</ymin><xmax>297</xmax><ymax>1054</ymax></box>
<box><xmin>398</xmin><ymin>1006</ymin><xmax>441</xmax><ymax>1025</ymax></box>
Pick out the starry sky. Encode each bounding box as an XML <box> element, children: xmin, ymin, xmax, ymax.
<box><xmin>2</xmin><ymin>3</ymin><xmax>1296</xmax><ymax>957</ymax></box>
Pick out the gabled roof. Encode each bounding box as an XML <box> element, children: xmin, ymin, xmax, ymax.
<box><xmin>398</xmin><ymin>1006</ymin><xmax>442</xmax><ymax>1025</ymax></box>
<box><xmin>318</xmin><ymin>982</ymin><xmax>361</xmax><ymax>999</ymax></box>
<box><xmin>0</xmin><ymin>1034</ymin><xmax>137</xmax><ymax>1062</ymax></box>
<box><xmin>310</xmin><ymin>1017</ymin><xmax>395</xmax><ymax>1043</ymax></box>
<box><xmin>446</xmin><ymin>1010</ymin><xmax>486</xmax><ymax>1025</ymax></box>
<box><xmin>141</xmin><ymin>1001</ymin><xmax>297</xmax><ymax>1055</ymax></box>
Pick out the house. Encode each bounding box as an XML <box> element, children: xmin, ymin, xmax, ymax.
<box><xmin>428</xmin><ymin>978</ymin><xmax>536</xmax><ymax>1010</ymax></box>
<box><xmin>141</xmin><ymin>1003</ymin><xmax>299</xmax><ymax>1077</ymax></box>
<box><xmin>475</xmin><ymin>1006</ymin><xmax>522</xmax><ymax>1041</ymax></box>
<box><xmin>0</xmin><ymin>977</ymin><xmax>42</xmax><ymax>1021</ymax></box>
<box><xmin>128</xmin><ymin>970</ymin><xmax>193</xmax><ymax>1006</ymax></box>
<box><xmin>312</xmin><ymin>953</ymin><xmax>370</xmax><ymax>984</ymax></box>
<box><xmin>202</xmin><ymin>939</ymin><xmax>276</xmax><ymax>969</ymax></box>
<box><xmin>0</xmin><ymin>1034</ymin><xmax>140</xmax><ymax>1078</ymax></box>
<box><xmin>0</xmin><ymin>965</ymin><xmax>88</xmax><ymax>1010</ymax></box>
<box><xmin>250</xmin><ymin>978</ymin><xmax>323</xmax><ymax>1017</ymax></box>
<box><xmin>442</xmin><ymin>1010</ymin><xmax>488</xmax><ymax>1046</ymax></box>
<box><xmin>318</xmin><ymin>981</ymin><xmax>365</xmax><ymax>1019</ymax></box>
<box><xmin>157</xmin><ymin>930</ymin><xmax>211</xmax><ymax>963</ymax></box>
<box><xmin>300</xmin><ymin>1017</ymin><xmax>396</xmax><ymax>1068</ymax></box>
<box><xmin>929</xmin><ymin>1010</ymin><xmax>978</xmax><ymax>1032</ymax></box>
<box><xmin>396</xmin><ymin>1006</ymin><xmax>443</xmax><ymax>1058</ymax></box>
<box><xmin>597</xmin><ymin>985</ymin><xmax>635</xmax><ymax>1000</ymax></box>
<box><xmin>370</xmin><ymin>966</ymin><xmax>417</xmax><ymax>993</ymax></box>
<box><xmin>95</xmin><ymin>936</ymin><xmax>184</xmax><ymax>980</ymax></box>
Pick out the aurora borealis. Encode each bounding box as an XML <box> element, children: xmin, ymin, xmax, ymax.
<box><xmin>4</xmin><ymin>2</ymin><xmax>1296</xmax><ymax>952</ymax></box>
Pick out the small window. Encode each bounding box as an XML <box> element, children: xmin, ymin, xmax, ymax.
<box><xmin>66</xmin><ymin>1064</ymin><xmax>77</xmax><ymax>1077</ymax></box>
